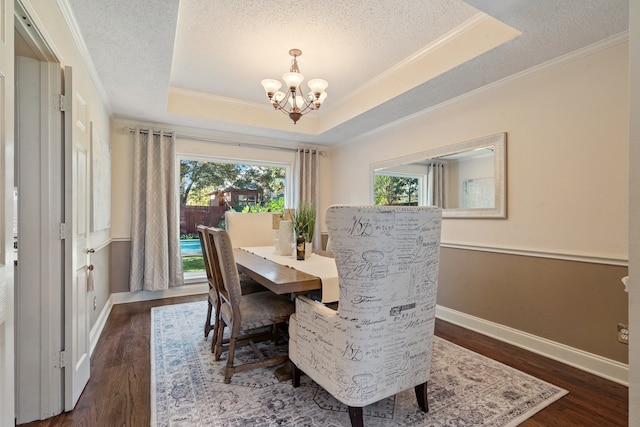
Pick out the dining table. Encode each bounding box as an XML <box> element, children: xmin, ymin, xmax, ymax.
<box><xmin>232</xmin><ymin>246</ymin><xmax>339</xmax><ymax>382</ymax></box>
<box><xmin>233</xmin><ymin>246</ymin><xmax>339</xmax><ymax>302</ymax></box>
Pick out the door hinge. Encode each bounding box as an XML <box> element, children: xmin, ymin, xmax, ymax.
<box><xmin>60</xmin><ymin>223</ymin><xmax>70</xmax><ymax>239</ymax></box>
<box><xmin>57</xmin><ymin>94</ymin><xmax>70</xmax><ymax>112</ymax></box>
<box><xmin>58</xmin><ymin>351</ymin><xmax>67</xmax><ymax>368</ymax></box>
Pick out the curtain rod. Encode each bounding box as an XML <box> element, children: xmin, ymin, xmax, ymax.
<box><xmin>125</xmin><ymin>127</ymin><xmax>325</xmax><ymax>155</ymax></box>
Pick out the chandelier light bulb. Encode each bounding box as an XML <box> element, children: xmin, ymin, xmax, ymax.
<box><xmin>260</xmin><ymin>48</ymin><xmax>328</xmax><ymax>124</ymax></box>
<box><xmin>261</xmin><ymin>79</ymin><xmax>282</xmax><ymax>98</ymax></box>
<box><xmin>307</xmin><ymin>79</ymin><xmax>328</xmax><ymax>96</ymax></box>
<box><xmin>282</xmin><ymin>72</ymin><xmax>304</xmax><ymax>90</ymax></box>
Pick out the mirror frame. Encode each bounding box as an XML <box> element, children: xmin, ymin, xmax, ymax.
<box><xmin>370</xmin><ymin>133</ymin><xmax>507</xmax><ymax>218</ymax></box>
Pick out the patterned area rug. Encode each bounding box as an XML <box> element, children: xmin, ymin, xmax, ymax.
<box><xmin>151</xmin><ymin>301</ymin><xmax>567</xmax><ymax>426</ymax></box>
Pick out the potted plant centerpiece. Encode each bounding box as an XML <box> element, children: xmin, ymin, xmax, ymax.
<box><xmin>294</xmin><ymin>203</ymin><xmax>316</xmax><ymax>260</ymax></box>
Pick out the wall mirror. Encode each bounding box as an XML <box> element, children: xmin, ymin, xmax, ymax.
<box><xmin>370</xmin><ymin>133</ymin><xmax>506</xmax><ymax>218</ymax></box>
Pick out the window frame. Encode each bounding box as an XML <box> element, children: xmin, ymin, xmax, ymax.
<box><xmin>178</xmin><ymin>153</ymin><xmax>292</xmax><ymax>282</ymax></box>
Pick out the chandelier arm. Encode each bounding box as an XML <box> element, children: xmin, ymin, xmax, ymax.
<box><xmin>295</xmin><ymin>98</ymin><xmax>316</xmax><ymax>114</ymax></box>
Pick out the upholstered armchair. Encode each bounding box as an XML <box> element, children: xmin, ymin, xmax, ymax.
<box><xmin>289</xmin><ymin>205</ymin><xmax>442</xmax><ymax>427</ymax></box>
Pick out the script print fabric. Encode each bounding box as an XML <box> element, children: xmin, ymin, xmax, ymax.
<box><xmin>292</xmin><ymin>205</ymin><xmax>442</xmax><ymax>407</ymax></box>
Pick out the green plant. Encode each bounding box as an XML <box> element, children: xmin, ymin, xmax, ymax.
<box><xmin>180</xmin><ymin>233</ymin><xmax>199</xmax><ymax>240</ymax></box>
<box><xmin>267</xmin><ymin>197</ymin><xmax>285</xmax><ymax>212</ymax></box>
<box><xmin>294</xmin><ymin>203</ymin><xmax>316</xmax><ymax>242</ymax></box>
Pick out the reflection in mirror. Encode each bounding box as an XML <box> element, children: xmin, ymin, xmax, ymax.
<box><xmin>371</xmin><ymin>133</ymin><xmax>506</xmax><ymax>218</ymax></box>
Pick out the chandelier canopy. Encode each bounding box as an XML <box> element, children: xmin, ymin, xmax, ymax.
<box><xmin>260</xmin><ymin>49</ymin><xmax>328</xmax><ymax>124</ymax></box>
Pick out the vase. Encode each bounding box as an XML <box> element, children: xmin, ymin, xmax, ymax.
<box><xmin>277</xmin><ymin>220</ymin><xmax>294</xmax><ymax>256</ymax></box>
<box><xmin>305</xmin><ymin>242</ymin><xmax>312</xmax><ymax>259</ymax></box>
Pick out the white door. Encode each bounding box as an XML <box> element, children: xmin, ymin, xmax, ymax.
<box><xmin>0</xmin><ymin>0</ymin><xmax>15</xmax><ymax>423</ymax></box>
<box><xmin>63</xmin><ymin>66</ymin><xmax>91</xmax><ymax>410</ymax></box>
<box><xmin>15</xmin><ymin>56</ymin><xmax>65</xmax><ymax>423</ymax></box>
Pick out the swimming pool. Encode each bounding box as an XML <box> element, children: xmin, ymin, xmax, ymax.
<box><xmin>180</xmin><ymin>239</ymin><xmax>202</xmax><ymax>256</ymax></box>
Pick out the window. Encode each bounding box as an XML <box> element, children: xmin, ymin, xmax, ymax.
<box><xmin>179</xmin><ymin>156</ymin><xmax>288</xmax><ymax>278</ymax></box>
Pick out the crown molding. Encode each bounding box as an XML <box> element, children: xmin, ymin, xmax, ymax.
<box><xmin>56</xmin><ymin>0</ymin><xmax>112</xmax><ymax>112</ymax></box>
<box><xmin>339</xmin><ymin>31</ymin><xmax>630</xmax><ymax>148</ymax></box>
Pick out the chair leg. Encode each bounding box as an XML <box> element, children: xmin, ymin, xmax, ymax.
<box><xmin>224</xmin><ymin>336</ymin><xmax>237</xmax><ymax>384</ymax></box>
<box><xmin>213</xmin><ymin>318</ymin><xmax>225</xmax><ymax>359</ymax></box>
<box><xmin>348</xmin><ymin>406</ymin><xmax>364</xmax><ymax>427</ymax></box>
<box><xmin>414</xmin><ymin>381</ymin><xmax>429</xmax><ymax>412</ymax></box>
<box><xmin>204</xmin><ymin>301</ymin><xmax>213</xmax><ymax>337</ymax></box>
<box><xmin>211</xmin><ymin>300</ymin><xmax>222</xmax><ymax>353</ymax></box>
<box><xmin>272</xmin><ymin>323</ymin><xmax>279</xmax><ymax>344</ymax></box>
<box><xmin>292</xmin><ymin>363</ymin><xmax>301</xmax><ymax>387</ymax></box>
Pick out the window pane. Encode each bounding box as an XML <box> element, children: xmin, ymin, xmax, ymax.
<box><xmin>179</xmin><ymin>158</ymin><xmax>286</xmax><ymax>273</ymax></box>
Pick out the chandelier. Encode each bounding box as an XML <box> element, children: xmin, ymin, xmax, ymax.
<box><xmin>260</xmin><ymin>49</ymin><xmax>328</xmax><ymax>124</ymax></box>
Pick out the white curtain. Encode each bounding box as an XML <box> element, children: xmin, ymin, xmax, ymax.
<box><xmin>426</xmin><ymin>162</ymin><xmax>446</xmax><ymax>208</ymax></box>
<box><xmin>129</xmin><ymin>128</ymin><xmax>184</xmax><ymax>291</ymax></box>
<box><xmin>293</xmin><ymin>148</ymin><xmax>321</xmax><ymax>250</ymax></box>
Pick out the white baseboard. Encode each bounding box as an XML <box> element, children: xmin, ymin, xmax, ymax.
<box><xmin>436</xmin><ymin>305</ymin><xmax>629</xmax><ymax>386</ymax></box>
<box><xmin>89</xmin><ymin>295</ymin><xmax>114</xmax><ymax>357</ymax></box>
<box><xmin>89</xmin><ymin>284</ymin><xmax>208</xmax><ymax>356</ymax></box>
<box><xmin>110</xmin><ymin>283</ymin><xmax>208</xmax><ymax>305</ymax></box>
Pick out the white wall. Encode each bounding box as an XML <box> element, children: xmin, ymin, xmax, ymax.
<box><xmin>331</xmin><ymin>40</ymin><xmax>629</xmax><ymax>262</ymax></box>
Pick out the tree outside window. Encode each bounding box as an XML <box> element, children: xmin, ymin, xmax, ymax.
<box><xmin>179</xmin><ymin>158</ymin><xmax>287</xmax><ymax>274</ymax></box>
<box><xmin>374</xmin><ymin>174</ymin><xmax>420</xmax><ymax>206</ymax></box>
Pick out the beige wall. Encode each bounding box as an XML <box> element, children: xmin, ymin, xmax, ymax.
<box><xmin>332</xmin><ymin>41</ymin><xmax>629</xmax><ymax>261</ymax></box>
<box><xmin>439</xmin><ymin>248</ymin><xmax>628</xmax><ymax>363</ymax></box>
<box><xmin>331</xmin><ymin>41</ymin><xmax>630</xmax><ymax>365</ymax></box>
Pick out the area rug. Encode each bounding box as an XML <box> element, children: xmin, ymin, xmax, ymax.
<box><xmin>151</xmin><ymin>301</ymin><xmax>567</xmax><ymax>426</ymax></box>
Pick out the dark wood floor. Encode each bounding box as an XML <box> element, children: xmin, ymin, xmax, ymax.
<box><xmin>21</xmin><ymin>294</ymin><xmax>628</xmax><ymax>426</ymax></box>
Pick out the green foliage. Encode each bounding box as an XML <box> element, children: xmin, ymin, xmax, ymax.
<box><xmin>182</xmin><ymin>256</ymin><xmax>204</xmax><ymax>272</ymax></box>
<box><xmin>267</xmin><ymin>197</ymin><xmax>285</xmax><ymax>213</ymax></box>
<box><xmin>240</xmin><ymin>196</ymin><xmax>285</xmax><ymax>213</ymax></box>
<box><xmin>180</xmin><ymin>161</ymin><xmax>239</xmax><ymax>206</ymax></box>
<box><xmin>180</xmin><ymin>160</ymin><xmax>286</xmax><ymax>207</ymax></box>
<box><xmin>374</xmin><ymin>175</ymin><xmax>419</xmax><ymax>205</ymax></box>
<box><xmin>180</xmin><ymin>233</ymin><xmax>199</xmax><ymax>240</ymax></box>
<box><xmin>295</xmin><ymin>203</ymin><xmax>316</xmax><ymax>242</ymax></box>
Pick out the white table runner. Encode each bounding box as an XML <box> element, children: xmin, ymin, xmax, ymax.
<box><xmin>240</xmin><ymin>246</ymin><xmax>339</xmax><ymax>303</ymax></box>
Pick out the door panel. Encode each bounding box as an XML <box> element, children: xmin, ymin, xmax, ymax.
<box><xmin>63</xmin><ymin>66</ymin><xmax>90</xmax><ymax>410</ymax></box>
<box><xmin>15</xmin><ymin>56</ymin><xmax>66</xmax><ymax>422</ymax></box>
<box><xmin>0</xmin><ymin>0</ymin><xmax>15</xmax><ymax>423</ymax></box>
<box><xmin>0</xmin><ymin>0</ymin><xmax>15</xmax><ymax>426</ymax></box>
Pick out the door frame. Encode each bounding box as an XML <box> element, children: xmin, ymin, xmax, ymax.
<box><xmin>13</xmin><ymin>1</ymin><xmax>79</xmax><ymax>421</ymax></box>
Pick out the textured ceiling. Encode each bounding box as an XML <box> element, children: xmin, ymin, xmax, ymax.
<box><xmin>64</xmin><ymin>0</ymin><xmax>629</xmax><ymax>146</ymax></box>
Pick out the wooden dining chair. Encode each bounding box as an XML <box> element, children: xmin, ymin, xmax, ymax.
<box><xmin>211</xmin><ymin>227</ymin><xmax>295</xmax><ymax>384</ymax></box>
<box><xmin>196</xmin><ymin>224</ymin><xmax>218</xmax><ymax>338</ymax></box>
<box><xmin>197</xmin><ymin>225</ymin><xmax>265</xmax><ymax>343</ymax></box>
